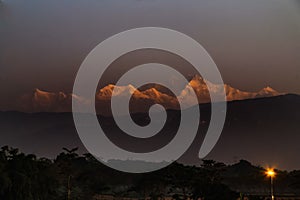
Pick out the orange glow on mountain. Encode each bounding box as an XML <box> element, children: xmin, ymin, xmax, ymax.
<box><xmin>18</xmin><ymin>75</ymin><xmax>282</xmax><ymax>114</ymax></box>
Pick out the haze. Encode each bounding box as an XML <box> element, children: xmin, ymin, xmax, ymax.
<box><xmin>0</xmin><ymin>0</ymin><xmax>300</xmax><ymax>111</ymax></box>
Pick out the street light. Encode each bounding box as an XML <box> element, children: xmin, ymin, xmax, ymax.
<box><xmin>265</xmin><ymin>168</ymin><xmax>276</xmax><ymax>200</ymax></box>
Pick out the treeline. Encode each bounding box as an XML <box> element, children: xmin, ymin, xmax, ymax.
<box><xmin>0</xmin><ymin>146</ymin><xmax>300</xmax><ymax>200</ymax></box>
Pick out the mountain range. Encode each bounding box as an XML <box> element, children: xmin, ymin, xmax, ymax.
<box><xmin>18</xmin><ymin>75</ymin><xmax>282</xmax><ymax>115</ymax></box>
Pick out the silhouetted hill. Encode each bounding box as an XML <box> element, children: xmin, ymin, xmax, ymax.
<box><xmin>0</xmin><ymin>94</ymin><xmax>299</xmax><ymax>170</ymax></box>
<box><xmin>201</xmin><ymin>94</ymin><xmax>300</xmax><ymax>170</ymax></box>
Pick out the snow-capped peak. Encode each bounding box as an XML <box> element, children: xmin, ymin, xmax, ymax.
<box><xmin>20</xmin><ymin>76</ymin><xmax>283</xmax><ymax>114</ymax></box>
<box><xmin>257</xmin><ymin>86</ymin><xmax>281</xmax><ymax>97</ymax></box>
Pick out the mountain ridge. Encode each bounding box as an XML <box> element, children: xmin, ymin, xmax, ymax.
<box><xmin>1</xmin><ymin>94</ymin><xmax>300</xmax><ymax>170</ymax></box>
<box><xmin>17</xmin><ymin>75</ymin><xmax>283</xmax><ymax>114</ymax></box>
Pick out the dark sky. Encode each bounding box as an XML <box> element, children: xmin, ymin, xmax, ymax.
<box><xmin>0</xmin><ymin>0</ymin><xmax>300</xmax><ymax>110</ymax></box>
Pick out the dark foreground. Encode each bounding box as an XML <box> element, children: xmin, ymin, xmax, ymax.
<box><xmin>0</xmin><ymin>146</ymin><xmax>300</xmax><ymax>200</ymax></box>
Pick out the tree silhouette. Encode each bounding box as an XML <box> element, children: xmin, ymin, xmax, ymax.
<box><xmin>1</xmin><ymin>146</ymin><xmax>298</xmax><ymax>200</ymax></box>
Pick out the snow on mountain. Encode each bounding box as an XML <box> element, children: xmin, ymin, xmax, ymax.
<box><xmin>19</xmin><ymin>89</ymin><xmax>90</xmax><ymax>113</ymax></box>
<box><xmin>256</xmin><ymin>86</ymin><xmax>281</xmax><ymax>98</ymax></box>
<box><xmin>95</xmin><ymin>85</ymin><xmax>178</xmax><ymax>115</ymax></box>
<box><xmin>141</xmin><ymin>88</ymin><xmax>177</xmax><ymax>106</ymax></box>
<box><xmin>19</xmin><ymin>89</ymin><xmax>71</xmax><ymax>113</ymax></box>
<box><xmin>19</xmin><ymin>76</ymin><xmax>282</xmax><ymax>114</ymax></box>
<box><xmin>97</xmin><ymin>84</ymin><xmax>149</xmax><ymax>100</ymax></box>
<box><xmin>179</xmin><ymin>75</ymin><xmax>212</xmax><ymax>107</ymax></box>
<box><xmin>224</xmin><ymin>84</ymin><xmax>255</xmax><ymax>101</ymax></box>
<box><xmin>179</xmin><ymin>75</ymin><xmax>282</xmax><ymax>103</ymax></box>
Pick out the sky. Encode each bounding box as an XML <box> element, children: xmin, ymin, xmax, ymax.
<box><xmin>0</xmin><ymin>0</ymin><xmax>300</xmax><ymax>111</ymax></box>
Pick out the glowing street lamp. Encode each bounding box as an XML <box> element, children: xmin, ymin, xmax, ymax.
<box><xmin>265</xmin><ymin>168</ymin><xmax>276</xmax><ymax>200</ymax></box>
